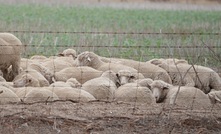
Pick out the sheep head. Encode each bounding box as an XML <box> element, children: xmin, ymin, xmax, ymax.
<box><xmin>13</xmin><ymin>74</ymin><xmax>40</xmax><ymax>87</ymax></box>
<box><xmin>58</xmin><ymin>49</ymin><xmax>77</xmax><ymax>60</ymax></box>
<box><xmin>116</xmin><ymin>70</ymin><xmax>135</xmax><ymax>86</ymax></box>
<box><xmin>137</xmin><ymin>78</ymin><xmax>153</xmax><ymax>88</ymax></box>
<box><xmin>150</xmin><ymin>80</ymin><xmax>172</xmax><ymax>103</ymax></box>
<box><xmin>66</xmin><ymin>78</ymin><xmax>82</xmax><ymax>88</ymax></box>
<box><xmin>76</xmin><ymin>51</ymin><xmax>100</xmax><ymax>67</ymax></box>
<box><xmin>101</xmin><ymin>70</ymin><xmax>118</xmax><ymax>84</ymax></box>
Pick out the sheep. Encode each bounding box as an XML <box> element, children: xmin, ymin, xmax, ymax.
<box><xmin>13</xmin><ymin>73</ymin><xmax>40</xmax><ymax>87</ymax></box>
<box><xmin>28</xmin><ymin>63</ymin><xmax>54</xmax><ymax>84</ymax></box>
<box><xmin>58</xmin><ymin>48</ymin><xmax>77</xmax><ymax>60</ymax></box>
<box><xmin>159</xmin><ymin>63</ymin><xmax>221</xmax><ymax>94</ymax></box>
<box><xmin>41</xmin><ymin>57</ymin><xmax>74</xmax><ymax>73</ymax></box>
<box><xmin>115</xmin><ymin>78</ymin><xmax>155</xmax><ymax>104</ymax></box>
<box><xmin>116</xmin><ymin>69</ymin><xmax>145</xmax><ymax>86</ymax></box>
<box><xmin>30</xmin><ymin>55</ymin><xmax>48</xmax><ymax>63</ymax></box>
<box><xmin>147</xmin><ymin>58</ymin><xmax>188</xmax><ymax>66</ymax></box>
<box><xmin>48</xmin><ymin>87</ymin><xmax>96</xmax><ymax>102</ymax></box>
<box><xmin>100</xmin><ymin>56</ymin><xmax>172</xmax><ymax>84</ymax></box>
<box><xmin>54</xmin><ymin>66</ymin><xmax>103</xmax><ymax>84</ymax></box>
<box><xmin>0</xmin><ymin>70</ymin><xmax>6</xmax><ymax>82</ymax></box>
<box><xmin>50</xmin><ymin>78</ymin><xmax>82</xmax><ymax>88</ymax></box>
<box><xmin>158</xmin><ymin>62</ymin><xmax>195</xmax><ymax>87</ymax></box>
<box><xmin>0</xmin><ymin>82</ymin><xmax>16</xmax><ymax>93</ymax></box>
<box><xmin>81</xmin><ymin>70</ymin><xmax>118</xmax><ymax>101</ymax></box>
<box><xmin>23</xmin><ymin>88</ymin><xmax>59</xmax><ymax>103</ymax></box>
<box><xmin>0</xmin><ymin>33</ymin><xmax>22</xmax><ymax>81</ymax></box>
<box><xmin>76</xmin><ymin>51</ymin><xmax>142</xmax><ymax>79</ymax></box>
<box><xmin>15</xmin><ymin>87</ymin><xmax>59</xmax><ymax>102</ymax></box>
<box><xmin>150</xmin><ymin>80</ymin><xmax>211</xmax><ymax>109</ymax></box>
<box><xmin>13</xmin><ymin>69</ymin><xmax>49</xmax><ymax>87</ymax></box>
<box><xmin>0</xmin><ymin>85</ymin><xmax>21</xmax><ymax>104</ymax></box>
<box><xmin>208</xmin><ymin>90</ymin><xmax>221</xmax><ymax>104</ymax></box>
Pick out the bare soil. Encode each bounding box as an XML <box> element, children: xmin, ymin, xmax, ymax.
<box><xmin>0</xmin><ymin>101</ymin><xmax>221</xmax><ymax>133</ymax></box>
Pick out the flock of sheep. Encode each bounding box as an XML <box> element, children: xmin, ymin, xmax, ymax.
<box><xmin>0</xmin><ymin>33</ymin><xmax>221</xmax><ymax>110</ymax></box>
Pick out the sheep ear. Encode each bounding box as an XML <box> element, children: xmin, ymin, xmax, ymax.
<box><xmin>163</xmin><ymin>86</ymin><xmax>169</xmax><ymax>90</ymax></box>
<box><xmin>130</xmin><ymin>75</ymin><xmax>135</xmax><ymax>79</ymax></box>
<box><xmin>28</xmin><ymin>79</ymin><xmax>32</xmax><ymax>83</ymax></box>
<box><xmin>87</xmin><ymin>56</ymin><xmax>91</xmax><ymax>62</ymax></box>
<box><xmin>175</xmin><ymin>60</ymin><xmax>188</xmax><ymax>65</ymax></box>
<box><xmin>149</xmin><ymin>59</ymin><xmax>161</xmax><ymax>65</ymax></box>
<box><xmin>116</xmin><ymin>73</ymin><xmax>119</xmax><ymax>78</ymax></box>
<box><xmin>58</xmin><ymin>53</ymin><xmax>64</xmax><ymax>57</ymax></box>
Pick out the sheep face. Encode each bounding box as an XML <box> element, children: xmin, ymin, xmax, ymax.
<box><xmin>13</xmin><ymin>74</ymin><xmax>39</xmax><ymax>87</ymax></box>
<box><xmin>58</xmin><ymin>49</ymin><xmax>77</xmax><ymax>60</ymax></box>
<box><xmin>66</xmin><ymin>78</ymin><xmax>82</xmax><ymax>88</ymax></box>
<box><xmin>101</xmin><ymin>70</ymin><xmax>118</xmax><ymax>83</ymax></box>
<box><xmin>150</xmin><ymin>80</ymin><xmax>171</xmax><ymax>103</ymax></box>
<box><xmin>76</xmin><ymin>51</ymin><xmax>94</xmax><ymax>67</ymax></box>
<box><xmin>116</xmin><ymin>70</ymin><xmax>135</xmax><ymax>86</ymax></box>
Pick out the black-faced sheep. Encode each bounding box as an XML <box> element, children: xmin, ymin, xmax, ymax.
<box><xmin>150</xmin><ymin>80</ymin><xmax>211</xmax><ymax>109</ymax></box>
<box><xmin>81</xmin><ymin>70</ymin><xmax>118</xmax><ymax>101</ymax></box>
<box><xmin>0</xmin><ymin>33</ymin><xmax>23</xmax><ymax>81</ymax></box>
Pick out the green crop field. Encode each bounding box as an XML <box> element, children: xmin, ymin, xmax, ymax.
<box><xmin>0</xmin><ymin>4</ymin><xmax>220</xmax><ymax>67</ymax></box>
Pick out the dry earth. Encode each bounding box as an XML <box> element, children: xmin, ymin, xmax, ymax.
<box><xmin>0</xmin><ymin>0</ymin><xmax>221</xmax><ymax>133</ymax></box>
<box><xmin>0</xmin><ymin>101</ymin><xmax>221</xmax><ymax>133</ymax></box>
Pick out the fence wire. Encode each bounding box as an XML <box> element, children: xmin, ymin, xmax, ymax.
<box><xmin>0</xmin><ymin>31</ymin><xmax>221</xmax><ymax>133</ymax></box>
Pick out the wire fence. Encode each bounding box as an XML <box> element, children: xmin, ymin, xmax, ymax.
<box><xmin>0</xmin><ymin>30</ymin><xmax>221</xmax><ymax>133</ymax></box>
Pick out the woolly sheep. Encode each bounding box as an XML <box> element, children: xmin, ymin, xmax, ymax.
<box><xmin>150</xmin><ymin>80</ymin><xmax>211</xmax><ymax>109</ymax></box>
<box><xmin>0</xmin><ymin>71</ymin><xmax>6</xmax><ymax>82</ymax></box>
<box><xmin>41</xmin><ymin>57</ymin><xmax>74</xmax><ymax>73</ymax></box>
<box><xmin>13</xmin><ymin>69</ymin><xmax>49</xmax><ymax>87</ymax></box>
<box><xmin>159</xmin><ymin>63</ymin><xmax>221</xmax><ymax>94</ymax></box>
<box><xmin>50</xmin><ymin>78</ymin><xmax>81</xmax><ymax>88</ymax></box>
<box><xmin>54</xmin><ymin>66</ymin><xmax>103</xmax><ymax>84</ymax></box>
<box><xmin>0</xmin><ymin>82</ymin><xmax>16</xmax><ymax>93</ymax></box>
<box><xmin>208</xmin><ymin>90</ymin><xmax>221</xmax><ymax>104</ymax></box>
<box><xmin>148</xmin><ymin>58</ymin><xmax>188</xmax><ymax>66</ymax></box>
<box><xmin>0</xmin><ymin>85</ymin><xmax>20</xmax><ymax>104</ymax></box>
<box><xmin>115</xmin><ymin>78</ymin><xmax>155</xmax><ymax>104</ymax></box>
<box><xmin>13</xmin><ymin>73</ymin><xmax>40</xmax><ymax>87</ymax></box>
<box><xmin>58</xmin><ymin>48</ymin><xmax>77</xmax><ymax>60</ymax></box>
<box><xmin>15</xmin><ymin>87</ymin><xmax>59</xmax><ymax>102</ymax></box>
<box><xmin>116</xmin><ymin>69</ymin><xmax>145</xmax><ymax>86</ymax></box>
<box><xmin>82</xmin><ymin>70</ymin><xmax>118</xmax><ymax>101</ymax></box>
<box><xmin>48</xmin><ymin>87</ymin><xmax>96</xmax><ymax>102</ymax></box>
<box><xmin>28</xmin><ymin>63</ymin><xmax>54</xmax><ymax>84</ymax></box>
<box><xmin>76</xmin><ymin>51</ymin><xmax>139</xmax><ymax>75</ymax></box>
<box><xmin>23</xmin><ymin>88</ymin><xmax>59</xmax><ymax>103</ymax></box>
<box><xmin>0</xmin><ymin>33</ymin><xmax>22</xmax><ymax>81</ymax></box>
<box><xmin>158</xmin><ymin>63</ymin><xmax>195</xmax><ymax>87</ymax></box>
<box><xmin>100</xmin><ymin>57</ymin><xmax>172</xmax><ymax>84</ymax></box>
<box><xmin>30</xmin><ymin>55</ymin><xmax>48</xmax><ymax>63</ymax></box>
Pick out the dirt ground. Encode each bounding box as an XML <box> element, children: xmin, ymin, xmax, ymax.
<box><xmin>0</xmin><ymin>101</ymin><xmax>221</xmax><ymax>134</ymax></box>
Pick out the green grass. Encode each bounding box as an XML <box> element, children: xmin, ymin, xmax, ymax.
<box><xmin>0</xmin><ymin>4</ymin><xmax>221</xmax><ymax>67</ymax></box>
